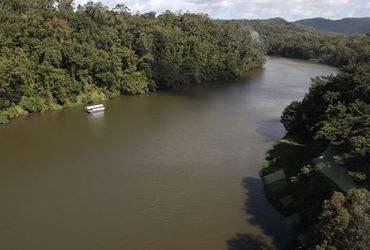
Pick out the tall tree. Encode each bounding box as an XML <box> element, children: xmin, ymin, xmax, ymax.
<box><xmin>316</xmin><ymin>189</ymin><xmax>370</xmax><ymax>250</ymax></box>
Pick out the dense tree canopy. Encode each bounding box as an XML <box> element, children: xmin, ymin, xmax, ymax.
<box><xmin>281</xmin><ymin>37</ymin><xmax>370</xmax><ymax>176</ymax></box>
<box><xmin>256</xmin><ymin>18</ymin><xmax>370</xmax><ymax>249</ymax></box>
<box><xmin>231</xmin><ymin>18</ymin><xmax>368</xmax><ymax>67</ymax></box>
<box><xmin>315</xmin><ymin>189</ymin><xmax>370</xmax><ymax>250</ymax></box>
<box><xmin>0</xmin><ymin>0</ymin><xmax>265</xmax><ymax>123</ymax></box>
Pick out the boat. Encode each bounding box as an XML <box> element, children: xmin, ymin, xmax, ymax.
<box><xmin>85</xmin><ymin>104</ymin><xmax>105</xmax><ymax>113</ymax></box>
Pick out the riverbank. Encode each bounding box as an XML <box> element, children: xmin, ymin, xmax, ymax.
<box><xmin>260</xmin><ymin>35</ymin><xmax>370</xmax><ymax>247</ymax></box>
<box><xmin>260</xmin><ymin>134</ymin><xmax>333</xmax><ymax>247</ymax></box>
<box><xmin>0</xmin><ymin>2</ymin><xmax>266</xmax><ymax>125</ymax></box>
<box><xmin>0</xmin><ymin>61</ymin><xmax>265</xmax><ymax>125</ymax></box>
<box><xmin>0</xmin><ymin>57</ymin><xmax>336</xmax><ymax>250</ymax></box>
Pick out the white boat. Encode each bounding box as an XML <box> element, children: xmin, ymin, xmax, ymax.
<box><xmin>86</xmin><ymin>104</ymin><xmax>105</xmax><ymax>113</ymax></box>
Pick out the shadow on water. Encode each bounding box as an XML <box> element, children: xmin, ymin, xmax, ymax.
<box><xmin>256</xmin><ymin>119</ymin><xmax>285</xmax><ymax>142</ymax></box>
<box><xmin>227</xmin><ymin>177</ymin><xmax>291</xmax><ymax>250</ymax></box>
<box><xmin>163</xmin><ymin>69</ymin><xmax>265</xmax><ymax>102</ymax></box>
<box><xmin>227</xmin><ymin>233</ymin><xmax>273</xmax><ymax>250</ymax></box>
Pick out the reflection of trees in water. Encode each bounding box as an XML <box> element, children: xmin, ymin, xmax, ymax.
<box><xmin>226</xmin><ymin>177</ymin><xmax>292</xmax><ymax>250</ymax></box>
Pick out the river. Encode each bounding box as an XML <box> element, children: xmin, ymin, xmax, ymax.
<box><xmin>0</xmin><ymin>57</ymin><xmax>336</xmax><ymax>250</ymax></box>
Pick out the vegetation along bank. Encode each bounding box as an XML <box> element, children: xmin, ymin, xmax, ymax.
<box><xmin>0</xmin><ymin>0</ymin><xmax>265</xmax><ymax>124</ymax></box>
<box><xmin>2</xmin><ymin>2</ymin><xmax>370</xmax><ymax>249</ymax></box>
<box><xmin>248</xmin><ymin>18</ymin><xmax>370</xmax><ymax>249</ymax></box>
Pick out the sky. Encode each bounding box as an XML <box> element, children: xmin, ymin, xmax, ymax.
<box><xmin>74</xmin><ymin>0</ymin><xmax>370</xmax><ymax>21</ymax></box>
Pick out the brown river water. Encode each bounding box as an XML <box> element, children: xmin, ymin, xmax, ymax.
<box><xmin>0</xmin><ymin>57</ymin><xmax>336</xmax><ymax>250</ymax></box>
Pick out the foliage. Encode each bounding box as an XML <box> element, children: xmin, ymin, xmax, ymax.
<box><xmin>257</xmin><ymin>19</ymin><xmax>370</xmax><ymax>248</ymax></box>
<box><xmin>0</xmin><ymin>0</ymin><xmax>265</xmax><ymax>123</ymax></box>
<box><xmin>120</xmin><ymin>71</ymin><xmax>154</xmax><ymax>95</ymax></box>
<box><xmin>19</xmin><ymin>96</ymin><xmax>46</xmax><ymax>112</ymax></box>
<box><xmin>281</xmin><ymin>101</ymin><xmax>304</xmax><ymax>133</ymax></box>
<box><xmin>315</xmin><ymin>189</ymin><xmax>370</xmax><ymax>250</ymax></box>
<box><xmin>280</xmin><ymin>49</ymin><xmax>370</xmax><ymax>174</ymax></box>
<box><xmin>0</xmin><ymin>111</ymin><xmax>9</xmax><ymax>124</ymax></box>
<box><xmin>0</xmin><ymin>105</ymin><xmax>27</xmax><ymax>124</ymax></box>
<box><xmin>230</xmin><ymin>18</ymin><xmax>368</xmax><ymax>67</ymax></box>
<box><xmin>261</xmin><ymin>135</ymin><xmax>331</xmax><ymax>227</ymax></box>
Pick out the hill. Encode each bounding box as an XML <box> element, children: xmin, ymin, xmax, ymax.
<box><xmin>227</xmin><ymin>18</ymin><xmax>362</xmax><ymax>66</ymax></box>
<box><xmin>295</xmin><ymin>17</ymin><xmax>370</xmax><ymax>34</ymax></box>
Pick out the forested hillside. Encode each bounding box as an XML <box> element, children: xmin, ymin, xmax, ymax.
<box><xmin>0</xmin><ymin>0</ymin><xmax>265</xmax><ymax>124</ymax></box>
<box><xmin>259</xmin><ymin>18</ymin><xmax>370</xmax><ymax>249</ymax></box>
<box><xmin>296</xmin><ymin>17</ymin><xmax>370</xmax><ymax>35</ymax></box>
<box><xmin>230</xmin><ymin>18</ymin><xmax>369</xmax><ymax>67</ymax></box>
<box><xmin>2</xmin><ymin>3</ymin><xmax>369</xmax><ymax>247</ymax></box>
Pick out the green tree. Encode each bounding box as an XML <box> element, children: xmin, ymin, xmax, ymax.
<box><xmin>315</xmin><ymin>189</ymin><xmax>370</xmax><ymax>250</ymax></box>
<box><xmin>0</xmin><ymin>0</ymin><xmax>265</xmax><ymax>124</ymax></box>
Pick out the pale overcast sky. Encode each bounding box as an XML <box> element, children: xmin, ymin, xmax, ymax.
<box><xmin>74</xmin><ymin>0</ymin><xmax>370</xmax><ymax>21</ymax></box>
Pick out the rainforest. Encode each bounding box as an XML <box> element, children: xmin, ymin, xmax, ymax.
<box><xmin>0</xmin><ymin>1</ymin><xmax>369</xmax><ymax>250</ymax></box>
<box><xmin>0</xmin><ymin>0</ymin><xmax>265</xmax><ymax>123</ymax></box>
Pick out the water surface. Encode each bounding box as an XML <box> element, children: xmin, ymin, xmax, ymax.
<box><xmin>0</xmin><ymin>57</ymin><xmax>336</xmax><ymax>250</ymax></box>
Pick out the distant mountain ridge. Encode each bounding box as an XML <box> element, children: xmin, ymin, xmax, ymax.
<box><xmin>295</xmin><ymin>17</ymin><xmax>370</xmax><ymax>35</ymax></box>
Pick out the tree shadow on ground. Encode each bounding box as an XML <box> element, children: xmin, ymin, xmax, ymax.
<box><xmin>227</xmin><ymin>177</ymin><xmax>292</xmax><ymax>250</ymax></box>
